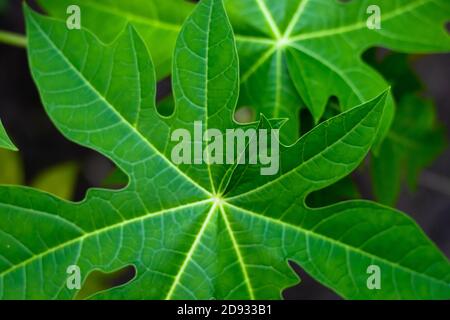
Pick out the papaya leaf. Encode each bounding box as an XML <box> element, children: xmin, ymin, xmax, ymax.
<box><xmin>37</xmin><ymin>1</ymin><xmax>450</xmax><ymax>146</ymax></box>
<box><xmin>224</xmin><ymin>0</ymin><xmax>450</xmax><ymax>144</ymax></box>
<box><xmin>37</xmin><ymin>0</ymin><xmax>195</xmax><ymax>80</ymax></box>
<box><xmin>364</xmin><ymin>51</ymin><xmax>423</xmax><ymax>99</ymax></box>
<box><xmin>0</xmin><ymin>0</ymin><xmax>449</xmax><ymax>300</ymax></box>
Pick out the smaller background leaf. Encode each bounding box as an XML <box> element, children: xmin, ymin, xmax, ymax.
<box><xmin>30</xmin><ymin>162</ymin><xmax>79</xmax><ymax>200</ymax></box>
<box><xmin>0</xmin><ymin>149</ymin><xmax>78</xmax><ymax>201</ymax></box>
<box><xmin>368</xmin><ymin>52</ymin><xmax>447</xmax><ymax>206</ymax></box>
<box><xmin>102</xmin><ymin>167</ymin><xmax>128</xmax><ymax>189</ymax></box>
<box><xmin>0</xmin><ymin>149</ymin><xmax>23</xmax><ymax>184</ymax></box>
<box><xmin>372</xmin><ymin>94</ymin><xmax>446</xmax><ymax>205</ymax></box>
<box><xmin>0</xmin><ymin>0</ymin><xmax>8</xmax><ymax>13</ymax></box>
<box><xmin>306</xmin><ymin>176</ymin><xmax>361</xmax><ymax>208</ymax></box>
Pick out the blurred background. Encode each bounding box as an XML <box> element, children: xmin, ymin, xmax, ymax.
<box><xmin>0</xmin><ymin>0</ymin><xmax>449</xmax><ymax>299</ymax></box>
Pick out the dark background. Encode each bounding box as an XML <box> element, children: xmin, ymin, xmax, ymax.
<box><xmin>0</xmin><ymin>0</ymin><xmax>449</xmax><ymax>299</ymax></box>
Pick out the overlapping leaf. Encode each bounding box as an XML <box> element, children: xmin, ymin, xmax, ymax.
<box><xmin>225</xmin><ymin>0</ymin><xmax>450</xmax><ymax>143</ymax></box>
<box><xmin>0</xmin><ymin>0</ymin><xmax>449</xmax><ymax>300</ymax></box>
<box><xmin>37</xmin><ymin>0</ymin><xmax>195</xmax><ymax>80</ymax></box>
<box><xmin>367</xmin><ymin>52</ymin><xmax>447</xmax><ymax>205</ymax></box>
<box><xmin>372</xmin><ymin>94</ymin><xmax>446</xmax><ymax>205</ymax></box>
<box><xmin>37</xmin><ymin>1</ymin><xmax>450</xmax><ymax>145</ymax></box>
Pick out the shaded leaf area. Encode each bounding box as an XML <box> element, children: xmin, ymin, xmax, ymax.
<box><xmin>366</xmin><ymin>52</ymin><xmax>447</xmax><ymax>205</ymax></box>
<box><xmin>29</xmin><ymin>162</ymin><xmax>79</xmax><ymax>200</ymax></box>
<box><xmin>306</xmin><ymin>177</ymin><xmax>360</xmax><ymax>208</ymax></box>
<box><xmin>0</xmin><ymin>0</ymin><xmax>8</xmax><ymax>14</ymax></box>
<box><xmin>0</xmin><ymin>0</ymin><xmax>449</xmax><ymax>300</ymax></box>
<box><xmin>75</xmin><ymin>265</ymin><xmax>136</xmax><ymax>300</ymax></box>
<box><xmin>0</xmin><ymin>149</ymin><xmax>78</xmax><ymax>200</ymax></box>
<box><xmin>372</xmin><ymin>95</ymin><xmax>446</xmax><ymax>205</ymax></box>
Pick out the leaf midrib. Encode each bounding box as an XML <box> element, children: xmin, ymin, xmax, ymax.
<box><xmin>219</xmin><ymin>204</ymin><xmax>255</xmax><ymax>299</ymax></box>
<box><xmin>204</xmin><ymin>0</ymin><xmax>216</xmax><ymax>194</ymax></box>
<box><xmin>226</xmin><ymin>202</ymin><xmax>450</xmax><ymax>292</ymax></box>
<box><xmin>0</xmin><ymin>199</ymin><xmax>212</xmax><ymax>280</ymax></box>
<box><xmin>289</xmin><ymin>0</ymin><xmax>432</xmax><ymax>42</ymax></box>
<box><xmin>165</xmin><ymin>201</ymin><xmax>218</xmax><ymax>299</ymax></box>
<box><xmin>0</xmin><ymin>201</ymin><xmax>86</xmax><ymax>236</ymax></box>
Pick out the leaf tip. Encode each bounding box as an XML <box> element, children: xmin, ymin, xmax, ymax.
<box><xmin>22</xmin><ymin>1</ymin><xmax>34</xmax><ymax>18</ymax></box>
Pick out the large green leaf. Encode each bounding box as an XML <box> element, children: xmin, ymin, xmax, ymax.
<box><xmin>0</xmin><ymin>0</ymin><xmax>449</xmax><ymax>300</ymax></box>
<box><xmin>225</xmin><ymin>0</ymin><xmax>450</xmax><ymax>143</ymax></box>
<box><xmin>0</xmin><ymin>120</ymin><xmax>17</xmax><ymax>151</ymax></box>
<box><xmin>37</xmin><ymin>0</ymin><xmax>195</xmax><ymax>80</ymax></box>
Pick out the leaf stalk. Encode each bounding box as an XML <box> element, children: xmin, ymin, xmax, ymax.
<box><xmin>0</xmin><ymin>30</ymin><xmax>27</xmax><ymax>48</ymax></box>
